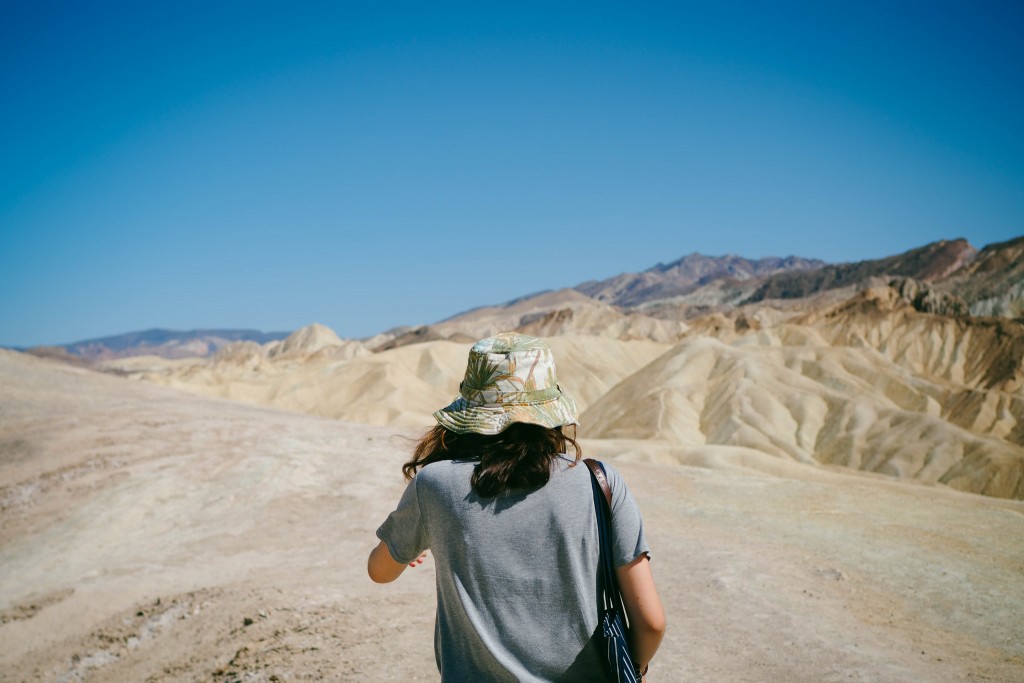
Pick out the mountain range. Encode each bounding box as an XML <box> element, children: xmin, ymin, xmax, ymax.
<box><xmin>27</xmin><ymin>235</ymin><xmax>1024</xmax><ymax>361</ymax></box>
<box><xmin>382</xmin><ymin>236</ymin><xmax>1022</xmax><ymax>348</ymax></box>
<box><xmin>24</xmin><ymin>328</ymin><xmax>290</xmax><ymax>363</ymax></box>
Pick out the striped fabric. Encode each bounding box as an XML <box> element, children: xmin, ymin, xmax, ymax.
<box><xmin>603</xmin><ymin>611</ymin><xmax>639</xmax><ymax>683</ymax></box>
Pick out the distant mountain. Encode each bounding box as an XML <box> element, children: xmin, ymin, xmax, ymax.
<box><xmin>23</xmin><ymin>235</ymin><xmax>1024</xmax><ymax>365</ymax></box>
<box><xmin>742</xmin><ymin>238</ymin><xmax>977</xmax><ymax>305</ymax></box>
<box><xmin>575</xmin><ymin>253</ymin><xmax>827</xmax><ymax>307</ymax></box>
<box><xmin>368</xmin><ymin>237</ymin><xmax>1020</xmax><ymax>352</ymax></box>
<box><xmin>28</xmin><ymin>328</ymin><xmax>290</xmax><ymax>362</ymax></box>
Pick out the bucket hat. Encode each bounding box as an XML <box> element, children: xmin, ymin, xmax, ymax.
<box><xmin>433</xmin><ymin>332</ymin><xmax>578</xmax><ymax>435</ymax></box>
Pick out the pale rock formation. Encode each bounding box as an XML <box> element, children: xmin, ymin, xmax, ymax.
<box><xmin>93</xmin><ymin>287</ymin><xmax>1024</xmax><ymax>501</ymax></box>
<box><xmin>582</xmin><ymin>328</ymin><xmax>1024</xmax><ymax>499</ymax></box>
<box><xmin>268</xmin><ymin>323</ymin><xmax>345</xmax><ymax>360</ymax></box>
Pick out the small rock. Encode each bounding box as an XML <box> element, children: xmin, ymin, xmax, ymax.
<box><xmin>816</xmin><ymin>567</ymin><xmax>847</xmax><ymax>581</ymax></box>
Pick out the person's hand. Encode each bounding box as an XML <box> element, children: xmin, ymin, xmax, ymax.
<box><xmin>408</xmin><ymin>551</ymin><xmax>428</xmax><ymax>568</ymax></box>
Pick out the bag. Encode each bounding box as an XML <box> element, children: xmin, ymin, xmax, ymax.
<box><xmin>584</xmin><ymin>459</ymin><xmax>641</xmax><ymax>683</ymax></box>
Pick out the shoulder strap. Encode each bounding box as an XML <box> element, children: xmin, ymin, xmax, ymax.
<box><xmin>584</xmin><ymin>458</ymin><xmax>612</xmax><ymax>509</ymax></box>
<box><xmin>583</xmin><ymin>458</ymin><xmax>625</xmax><ymax>618</ymax></box>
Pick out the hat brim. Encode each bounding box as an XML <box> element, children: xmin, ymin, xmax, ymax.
<box><xmin>433</xmin><ymin>394</ymin><xmax>578</xmax><ymax>436</ymax></box>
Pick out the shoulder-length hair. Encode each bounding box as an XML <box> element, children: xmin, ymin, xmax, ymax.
<box><xmin>403</xmin><ymin>423</ymin><xmax>582</xmax><ymax>498</ymax></box>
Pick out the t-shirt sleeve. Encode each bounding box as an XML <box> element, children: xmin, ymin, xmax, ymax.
<box><xmin>376</xmin><ymin>476</ymin><xmax>429</xmax><ymax>565</ymax></box>
<box><xmin>603</xmin><ymin>461</ymin><xmax>651</xmax><ymax>567</ymax></box>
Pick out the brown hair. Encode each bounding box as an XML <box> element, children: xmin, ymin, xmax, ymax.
<box><xmin>403</xmin><ymin>423</ymin><xmax>582</xmax><ymax>498</ymax></box>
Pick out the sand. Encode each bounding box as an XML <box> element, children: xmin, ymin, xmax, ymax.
<box><xmin>2</xmin><ymin>350</ymin><xmax>1023</xmax><ymax>682</ymax></box>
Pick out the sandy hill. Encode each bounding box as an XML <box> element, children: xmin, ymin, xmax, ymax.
<box><xmin>801</xmin><ymin>284</ymin><xmax>1024</xmax><ymax>393</ymax></box>
<box><xmin>103</xmin><ymin>299</ymin><xmax>1024</xmax><ymax>502</ymax></box>
<box><xmin>104</xmin><ymin>331</ymin><xmax>673</xmax><ymax>429</ymax></box>
<box><xmin>583</xmin><ymin>282</ymin><xmax>1024</xmax><ymax>497</ymax></box>
<box><xmin>266</xmin><ymin>322</ymin><xmax>347</xmax><ymax>360</ymax></box>
<box><xmin>2</xmin><ymin>349</ymin><xmax>1023</xmax><ymax>682</ymax></box>
<box><xmin>582</xmin><ymin>330</ymin><xmax>1022</xmax><ymax>499</ymax></box>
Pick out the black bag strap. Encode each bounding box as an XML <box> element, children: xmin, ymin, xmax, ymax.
<box><xmin>584</xmin><ymin>458</ymin><xmax>625</xmax><ymax>618</ymax></box>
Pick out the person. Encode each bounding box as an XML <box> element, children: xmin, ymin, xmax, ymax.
<box><xmin>368</xmin><ymin>332</ymin><xmax>666</xmax><ymax>681</ymax></box>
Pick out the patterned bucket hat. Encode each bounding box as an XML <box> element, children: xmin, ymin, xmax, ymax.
<box><xmin>433</xmin><ymin>332</ymin><xmax>578</xmax><ymax>435</ymax></box>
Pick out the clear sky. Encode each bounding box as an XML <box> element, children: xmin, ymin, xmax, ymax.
<box><xmin>2</xmin><ymin>1</ymin><xmax>1022</xmax><ymax>346</ymax></box>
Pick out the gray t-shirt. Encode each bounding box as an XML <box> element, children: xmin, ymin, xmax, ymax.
<box><xmin>376</xmin><ymin>456</ymin><xmax>650</xmax><ymax>682</ymax></box>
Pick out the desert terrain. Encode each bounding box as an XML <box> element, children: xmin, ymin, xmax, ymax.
<box><xmin>2</xmin><ymin>344</ymin><xmax>1023</xmax><ymax>682</ymax></box>
<box><xmin>4</xmin><ymin>238</ymin><xmax>1024</xmax><ymax>681</ymax></box>
<box><xmin>102</xmin><ymin>280</ymin><xmax>1024</xmax><ymax>501</ymax></box>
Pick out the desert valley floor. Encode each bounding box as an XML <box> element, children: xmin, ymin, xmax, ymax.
<box><xmin>1</xmin><ymin>349</ymin><xmax>1022</xmax><ymax>682</ymax></box>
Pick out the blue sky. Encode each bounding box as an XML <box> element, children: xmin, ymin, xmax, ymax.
<box><xmin>1</xmin><ymin>1</ymin><xmax>1021</xmax><ymax>346</ymax></box>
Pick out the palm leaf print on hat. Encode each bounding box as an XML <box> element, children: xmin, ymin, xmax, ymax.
<box><xmin>461</xmin><ymin>353</ymin><xmax>514</xmax><ymax>403</ymax></box>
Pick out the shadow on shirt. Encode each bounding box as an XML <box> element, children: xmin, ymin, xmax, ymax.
<box><xmin>559</xmin><ymin>623</ymin><xmax>609</xmax><ymax>682</ymax></box>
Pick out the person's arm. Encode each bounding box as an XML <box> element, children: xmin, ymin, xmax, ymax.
<box><xmin>367</xmin><ymin>540</ymin><xmax>427</xmax><ymax>583</ymax></box>
<box><xmin>616</xmin><ymin>554</ymin><xmax>666</xmax><ymax>678</ymax></box>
